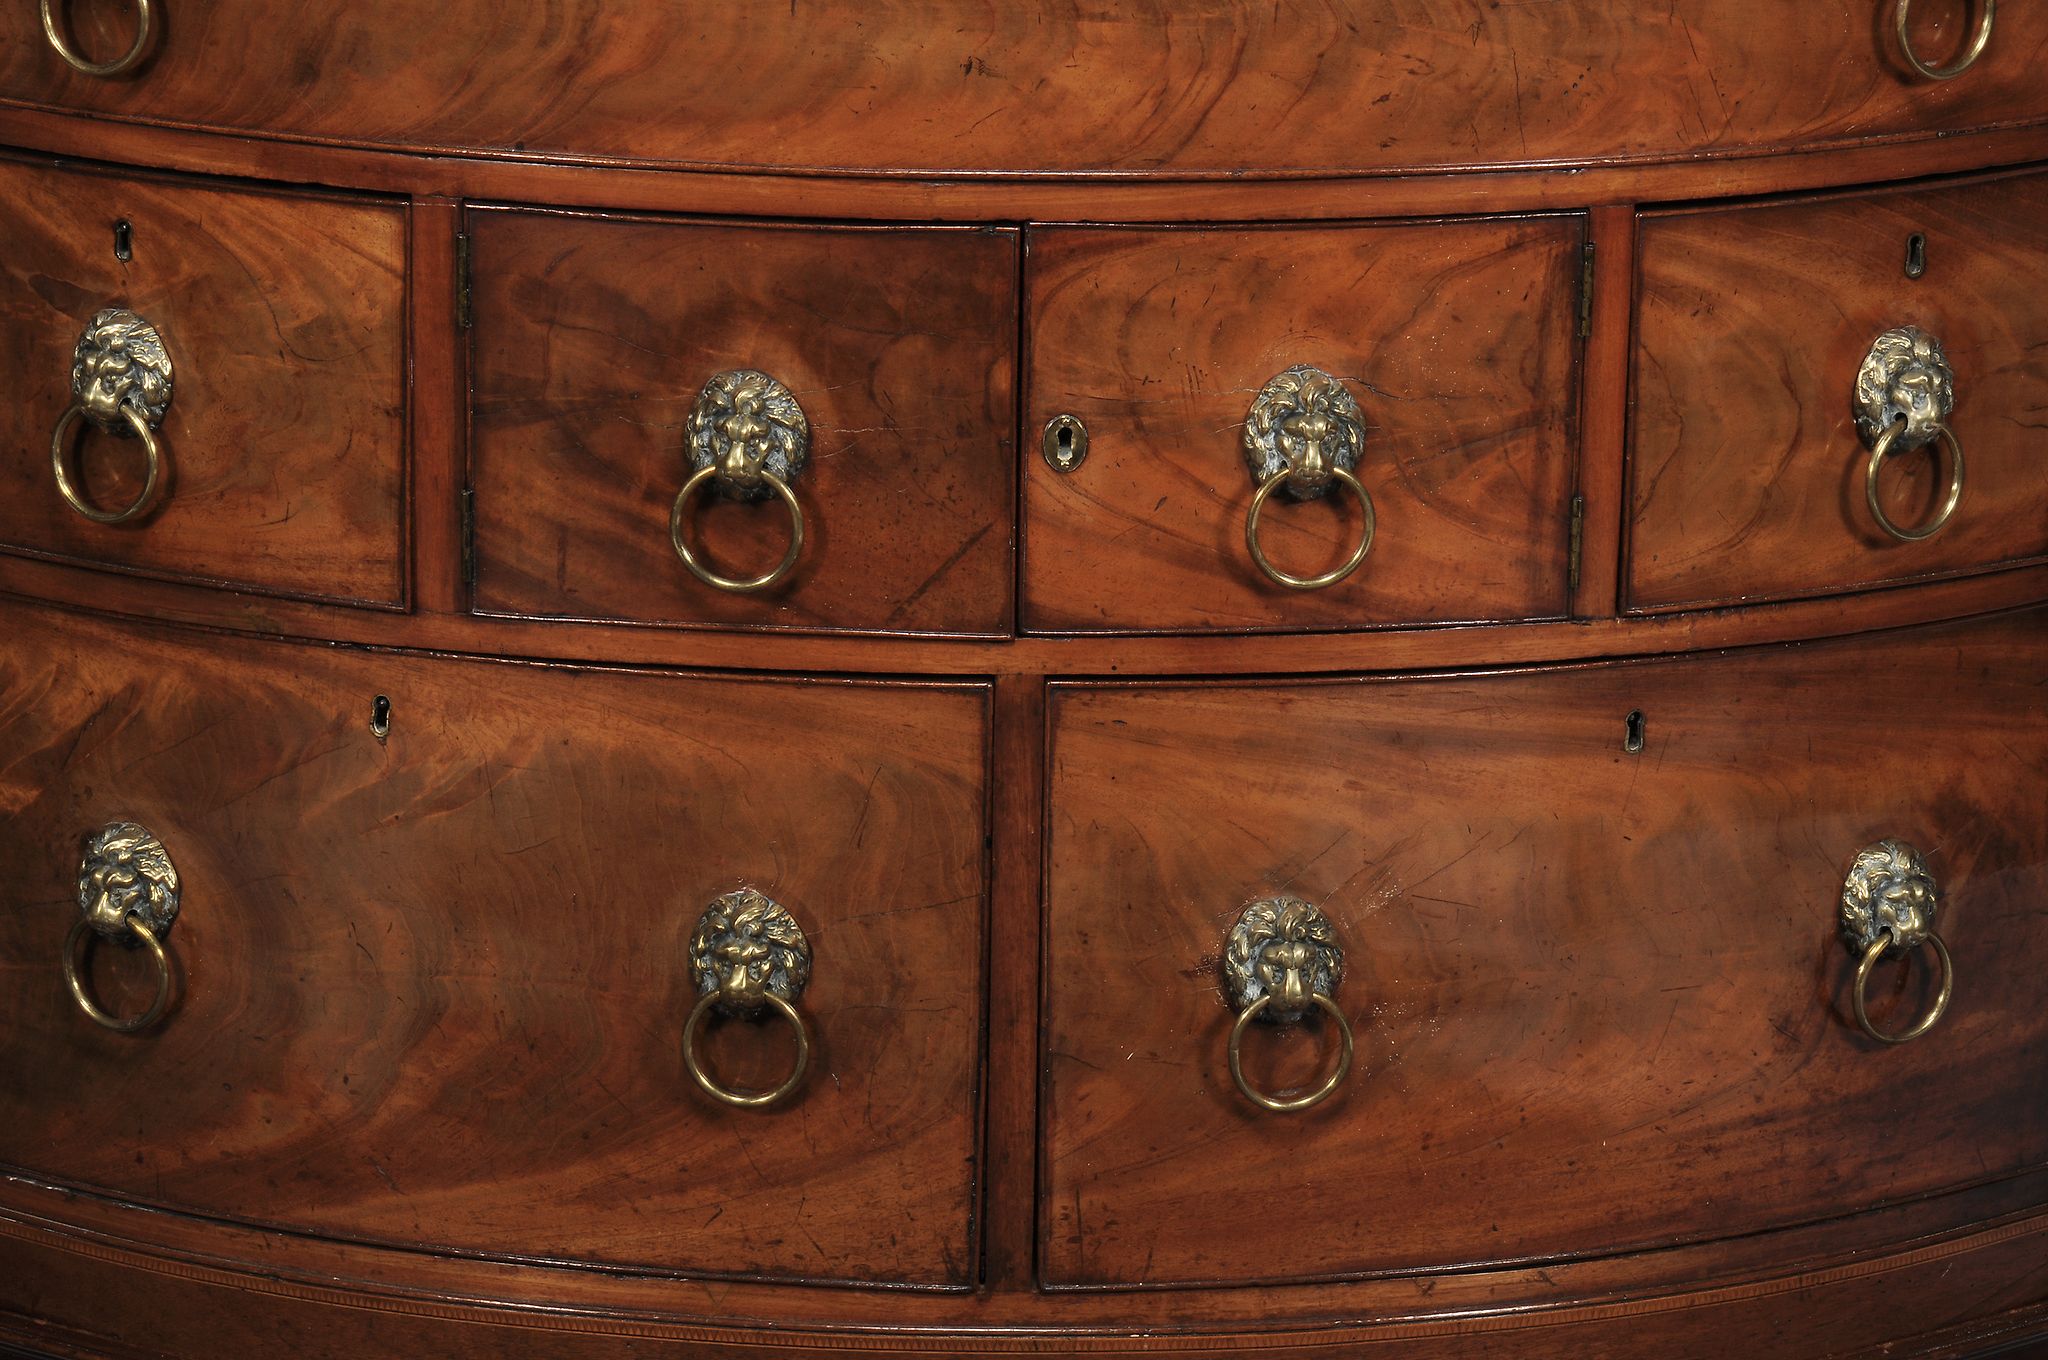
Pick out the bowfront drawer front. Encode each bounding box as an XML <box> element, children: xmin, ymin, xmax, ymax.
<box><xmin>468</xmin><ymin>209</ymin><xmax>1016</xmax><ymax>635</ymax></box>
<box><xmin>1042</xmin><ymin>609</ymin><xmax>2048</xmax><ymax>1288</ymax></box>
<box><xmin>0</xmin><ymin>604</ymin><xmax>988</xmax><ymax>1287</ymax></box>
<box><xmin>3</xmin><ymin>4</ymin><xmax>2044</xmax><ymax>174</ymax></box>
<box><xmin>1630</xmin><ymin>169</ymin><xmax>2048</xmax><ymax>611</ymax></box>
<box><xmin>1024</xmin><ymin>218</ymin><xmax>1583</xmax><ymax>633</ymax></box>
<box><xmin>0</xmin><ymin>156</ymin><xmax>407</xmax><ymax>605</ymax></box>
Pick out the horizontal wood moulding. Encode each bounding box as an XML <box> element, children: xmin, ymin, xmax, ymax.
<box><xmin>9</xmin><ymin>108</ymin><xmax>2048</xmax><ymax>225</ymax></box>
<box><xmin>3</xmin><ymin>2</ymin><xmax>2046</xmax><ymax>178</ymax></box>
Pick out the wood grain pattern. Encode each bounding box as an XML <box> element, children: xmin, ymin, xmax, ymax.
<box><xmin>1630</xmin><ymin>168</ymin><xmax>2048</xmax><ymax>611</ymax></box>
<box><xmin>468</xmin><ymin>209</ymin><xmax>1016</xmax><ymax>636</ymax></box>
<box><xmin>3</xmin><ymin>3</ymin><xmax>2048</xmax><ymax>177</ymax></box>
<box><xmin>0</xmin><ymin>602</ymin><xmax>988</xmax><ymax>1286</ymax></box>
<box><xmin>1042</xmin><ymin>607</ymin><xmax>2048</xmax><ymax>1287</ymax></box>
<box><xmin>0</xmin><ymin>155</ymin><xmax>407</xmax><ymax>606</ymax></box>
<box><xmin>1023</xmin><ymin>218</ymin><xmax>1581</xmax><ymax>633</ymax></box>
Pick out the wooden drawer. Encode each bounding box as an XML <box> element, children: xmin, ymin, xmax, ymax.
<box><xmin>0</xmin><ymin>604</ymin><xmax>987</xmax><ymax>1287</ymax></box>
<box><xmin>1630</xmin><ymin>169</ymin><xmax>2048</xmax><ymax>611</ymax></box>
<box><xmin>468</xmin><ymin>209</ymin><xmax>1016</xmax><ymax>636</ymax></box>
<box><xmin>1042</xmin><ymin>609</ymin><xmax>2048</xmax><ymax>1288</ymax></box>
<box><xmin>0</xmin><ymin>157</ymin><xmax>406</xmax><ymax>605</ymax></box>
<box><xmin>3</xmin><ymin>4</ymin><xmax>2046</xmax><ymax>176</ymax></box>
<box><xmin>1023</xmin><ymin>219</ymin><xmax>1582</xmax><ymax>633</ymax></box>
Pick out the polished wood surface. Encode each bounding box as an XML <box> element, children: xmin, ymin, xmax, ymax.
<box><xmin>1024</xmin><ymin>217</ymin><xmax>1581</xmax><ymax>633</ymax></box>
<box><xmin>4</xmin><ymin>2</ymin><xmax>2046</xmax><ymax>177</ymax></box>
<box><xmin>0</xmin><ymin>155</ymin><xmax>407</xmax><ymax>606</ymax></box>
<box><xmin>1043</xmin><ymin>607</ymin><xmax>2048</xmax><ymax>1286</ymax></box>
<box><xmin>469</xmin><ymin>209</ymin><xmax>1016</xmax><ymax>636</ymax></box>
<box><xmin>1630</xmin><ymin>167</ymin><xmax>2048</xmax><ymax>611</ymax></box>
<box><xmin>0</xmin><ymin>603</ymin><xmax>989</xmax><ymax>1286</ymax></box>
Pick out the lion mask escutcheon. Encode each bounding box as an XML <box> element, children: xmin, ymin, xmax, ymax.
<box><xmin>1840</xmin><ymin>838</ymin><xmax>1939</xmax><ymax>955</ymax></box>
<box><xmin>77</xmin><ymin>822</ymin><xmax>181</xmax><ymax>941</ymax></box>
<box><xmin>1223</xmin><ymin>895</ymin><xmax>1345</xmax><ymax>1023</ymax></box>
<box><xmin>689</xmin><ymin>888</ymin><xmax>812</xmax><ymax>1015</ymax></box>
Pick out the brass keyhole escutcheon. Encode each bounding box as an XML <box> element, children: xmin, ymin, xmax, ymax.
<box><xmin>1042</xmin><ymin>413</ymin><xmax>1089</xmax><ymax>473</ymax></box>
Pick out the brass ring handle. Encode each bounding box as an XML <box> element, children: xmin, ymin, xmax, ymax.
<box><xmin>1228</xmin><ymin>992</ymin><xmax>1354</xmax><ymax>1113</ymax></box>
<box><xmin>682</xmin><ymin>988</ymin><xmax>812</xmax><ymax>1108</ymax></box>
<box><xmin>40</xmin><ymin>0</ymin><xmax>152</xmax><ymax>76</ymax></box>
<box><xmin>1840</xmin><ymin>838</ymin><xmax>1953</xmax><ymax>1045</ymax></box>
<box><xmin>1865</xmin><ymin>418</ymin><xmax>1965</xmax><ymax>542</ymax></box>
<box><xmin>63</xmin><ymin>822</ymin><xmax>180</xmax><ymax>1033</ymax></box>
<box><xmin>1246</xmin><ymin>463</ymin><xmax>1376</xmax><ymax>591</ymax></box>
<box><xmin>669</xmin><ymin>462</ymin><xmax>806</xmax><ymax>593</ymax></box>
<box><xmin>1242</xmin><ymin>365</ymin><xmax>1376</xmax><ymax>591</ymax></box>
<box><xmin>63</xmin><ymin>913</ymin><xmax>171</xmax><ymax>1032</ymax></box>
<box><xmin>51</xmin><ymin>401</ymin><xmax>163</xmax><ymax>524</ymax></box>
<box><xmin>1853</xmin><ymin>930</ymin><xmax>1954</xmax><ymax>1045</ymax></box>
<box><xmin>51</xmin><ymin>308</ymin><xmax>174</xmax><ymax>524</ymax></box>
<box><xmin>1221</xmin><ymin>895</ymin><xmax>1354</xmax><ymax>1112</ymax></box>
<box><xmin>682</xmin><ymin>888</ymin><xmax>813</xmax><ymax>1109</ymax></box>
<box><xmin>1895</xmin><ymin>0</ymin><xmax>1995</xmax><ymax>80</ymax></box>
<box><xmin>671</xmin><ymin>368</ymin><xmax>811</xmax><ymax>595</ymax></box>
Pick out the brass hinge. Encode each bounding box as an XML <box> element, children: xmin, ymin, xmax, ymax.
<box><xmin>460</xmin><ymin>487</ymin><xmax>476</xmax><ymax>586</ymax></box>
<box><xmin>1577</xmin><ymin>241</ymin><xmax>1595</xmax><ymax>339</ymax></box>
<box><xmin>455</xmin><ymin>231</ymin><xmax>473</xmax><ymax>329</ymax></box>
<box><xmin>1567</xmin><ymin>493</ymin><xmax>1586</xmax><ymax>593</ymax></box>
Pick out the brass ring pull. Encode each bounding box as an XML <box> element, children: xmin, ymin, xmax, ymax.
<box><xmin>51</xmin><ymin>308</ymin><xmax>174</xmax><ymax>525</ymax></box>
<box><xmin>1228</xmin><ymin>992</ymin><xmax>1354</xmax><ymax>1113</ymax></box>
<box><xmin>1853</xmin><ymin>326</ymin><xmax>1962</xmax><ymax>542</ymax></box>
<box><xmin>40</xmin><ymin>0</ymin><xmax>152</xmax><ymax>76</ymax></box>
<box><xmin>1222</xmin><ymin>895</ymin><xmax>1354</xmax><ymax>1113</ymax></box>
<box><xmin>63</xmin><ymin>822</ymin><xmax>180</xmax><ymax>1033</ymax></box>
<box><xmin>1242</xmin><ymin>365</ymin><xmax>1376</xmax><ymax>591</ymax></box>
<box><xmin>669</xmin><ymin>462</ymin><xmax>805</xmax><ymax>593</ymax></box>
<box><xmin>51</xmin><ymin>401</ymin><xmax>163</xmax><ymax>524</ymax></box>
<box><xmin>1865</xmin><ymin>418</ymin><xmax>1964</xmax><ymax>542</ymax></box>
<box><xmin>670</xmin><ymin>369</ymin><xmax>810</xmax><ymax>594</ymax></box>
<box><xmin>64</xmin><ymin>913</ymin><xmax>171</xmax><ymax>1032</ymax></box>
<box><xmin>1895</xmin><ymin>0</ymin><xmax>1995</xmax><ymax>80</ymax></box>
<box><xmin>1840</xmin><ymin>838</ymin><xmax>1954</xmax><ymax>1045</ymax></box>
<box><xmin>681</xmin><ymin>889</ymin><xmax>814</xmax><ymax>1109</ymax></box>
<box><xmin>1246</xmin><ymin>463</ymin><xmax>1376</xmax><ymax>591</ymax></box>
<box><xmin>1853</xmin><ymin>929</ymin><xmax>1954</xmax><ymax>1045</ymax></box>
<box><xmin>683</xmin><ymin>988</ymin><xmax>811</xmax><ymax>1108</ymax></box>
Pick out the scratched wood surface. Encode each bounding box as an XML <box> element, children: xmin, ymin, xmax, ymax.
<box><xmin>1042</xmin><ymin>607</ymin><xmax>2048</xmax><ymax>1287</ymax></box>
<box><xmin>3</xmin><ymin>2</ymin><xmax>2047</xmax><ymax>176</ymax></box>
<box><xmin>468</xmin><ymin>209</ymin><xmax>1016</xmax><ymax>636</ymax></box>
<box><xmin>0</xmin><ymin>603</ymin><xmax>988</xmax><ymax>1286</ymax></box>
<box><xmin>1630</xmin><ymin>168</ymin><xmax>2048</xmax><ymax>612</ymax></box>
<box><xmin>1023</xmin><ymin>217</ymin><xmax>1581</xmax><ymax>633</ymax></box>
<box><xmin>0</xmin><ymin>155</ymin><xmax>407</xmax><ymax>605</ymax></box>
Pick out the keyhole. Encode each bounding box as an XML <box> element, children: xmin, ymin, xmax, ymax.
<box><xmin>1041</xmin><ymin>414</ymin><xmax>1089</xmax><ymax>472</ymax></box>
<box><xmin>1904</xmin><ymin>232</ymin><xmax>1926</xmax><ymax>279</ymax></box>
<box><xmin>113</xmin><ymin>219</ymin><xmax>132</xmax><ymax>262</ymax></box>
<box><xmin>1624</xmin><ymin>710</ymin><xmax>1646</xmax><ymax>754</ymax></box>
<box><xmin>370</xmin><ymin>695</ymin><xmax>392</xmax><ymax>740</ymax></box>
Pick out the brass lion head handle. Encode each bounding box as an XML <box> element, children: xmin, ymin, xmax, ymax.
<box><xmin>682</xmin><ymin>888</ymin><xmax>813</xmax><ymax>1108</ymax></box>
<box><xmin>1243</xmin><ymin>365</ymin><xmax>1377</xmax><ymax>590</ymax></box>
<box><xmin>1894</xmin><ymin>0</ymin><xmax>1994</xmax><ymax>80</ymax></box>
<box><xmin>1853</xmin><ymin>327</ymin><xmax>1963</xmax><ymax>542</ymax></box>
<box><xmin>63</xmin><ymin>822</ymin><xmax>179</xmax><ymax>1032</ymax></box>
<box><xmin>670</xmin><ymin>369</ymin><xmax>810</xmax><ymax>593</ymax></box>
<box><xmin>1222</xmin><ymin>895</ymin><xmax>1354</xmax><ymax>1112</ymax></box>
<box><xmin>50</xmin><ymin>308</ymin><xmax>174</xmax><ymax>525</ymax></box>
<box><xmin>1840</xmin><ymin>838</ymin><xmax>1954</xmax><ymax>1045</ymax></box>
<box><xmin>40</xmin><ymin>0</ymin><xmax>153</xmax><ymax>77</ymax></box>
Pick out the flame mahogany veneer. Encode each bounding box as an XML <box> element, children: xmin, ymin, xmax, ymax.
<box><xmin>1</xmin><ymin>3</ymin><xmax>2045</xmax><ymax>1356</ymax></box>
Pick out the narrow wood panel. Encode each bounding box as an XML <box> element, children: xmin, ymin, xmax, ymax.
<box><xmin>2</xmin><ymin>3</ymin><xmax>2046</xmax><ymax>176</ymax></box>
<box><xmin>1042</xmin><ymin>607</ymin><xmax>2048</xmax><ymax>1287</ymax></box>
<box><xmin>1023</xmin><ymin>217</ymin><xmax>1581</xmax><ymax>633</ymax></box>
<box><xmin>1630</xmin><ymin>169</ymin><xmax>2048</xmax><ymax>610</ymax></box>
<box><xmin>0</xmin><ymin>604</ymin><xmax>987</xmax><ymax>1286</ymax></box>
<box><xmin>0</xmin><ymin>156</ymin><xmax>407</xmax><ymax>605</ymax></box>
<box><xmin>468</xmin><ymin>209</ymin><xmax>1016</xmax><ymax>636</ymax></box>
